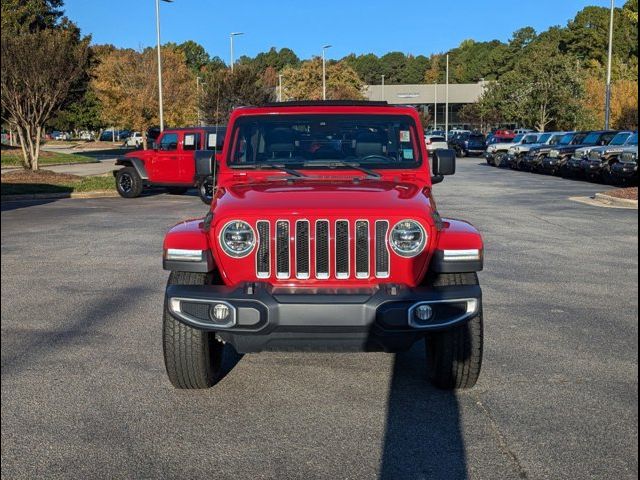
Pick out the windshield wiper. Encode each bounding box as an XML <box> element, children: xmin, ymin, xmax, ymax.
<box><xmin>230</xmin><ymin>163</ymin><xmax>306</xmax><ymax>177</ymax></box>
<box><xmin>302</xmin><ymin>161</ymin><xmax>382</xmax><ymax>178</ymax></box>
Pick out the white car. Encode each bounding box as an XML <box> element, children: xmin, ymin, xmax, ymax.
<box><xmin>124</xmin><ymin>132</ymin><xmax>144</xmax><ymax>148</ymax></box>
<box><xmin>425</xmin><ymin>135</ymin><xmax>449</xmax><ymax>152</ymax></box>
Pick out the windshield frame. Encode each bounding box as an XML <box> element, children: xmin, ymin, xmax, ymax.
<box><xmin>226</xmin><ymin>114</ymin><xmax>424</xmax><ymax>171</ymax></box>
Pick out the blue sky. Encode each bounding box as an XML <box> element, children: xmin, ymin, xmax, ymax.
<box><xmin>64</xmin><ymin>0</ymin><xmax>625</xmax><ymax>61</ymax></box>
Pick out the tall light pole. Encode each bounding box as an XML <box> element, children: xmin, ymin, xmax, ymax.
<box><xmin>155</xmin><ymin>0</ymin><xmax>172</xmax><ymax>132</ymax></box>
<box><xmin>434</xmin><ymin>82</ymin><xmax>438</xmax><ymax>131</ymax></box>
<box><xmin>381</xmin><ymin>75</ymin><xmax>385</xmax><ymax>101</ymax></box>
<box><xmin>604</xmin><ymin>0</ymin><xmax>615</xmax><ymax>129</ymax></box>
<box><xmin>322</xmin><ymin>44</ymin><xmax>332</xmax><ymax>101</ymax></box>
<box><xmin>230</xmin><ymin>32</ymin><xmax>244</xmax><ymax>72</ymax></box>
<box><xmin>445</xmin><ymin>54</ymin><xmax>450</xmax><ymax>140</ymax></box>
<box><xmin>278</xmin><ymin>74</ymin><xmax>283</xmax><ymax>102</ymax></box>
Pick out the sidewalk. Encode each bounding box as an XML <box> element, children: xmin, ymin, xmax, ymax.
<box><xmin>1</xmin><ymin>159</ymin><xmax>118</xmax><ymax>176</ymax></box>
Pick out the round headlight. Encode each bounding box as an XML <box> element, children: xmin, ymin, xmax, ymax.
<box><xmin>390</xmin><ymin>220</ymin><xmax>427</xmax><ymax>258</ymax></box>
<box><xmin>220</xmin><ymin>220</ymin><xmax>255</xmax><ymax>257</ymax></box>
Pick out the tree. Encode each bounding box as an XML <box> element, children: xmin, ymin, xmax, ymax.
<box><xmin>280</xmin><ymin>59</ymin><xmax>364</xmax><ymax>101</ymax></box>
<box><xmin>49</xmin><ymin>90</ymin><xmax>102</xmax><ymax>135</ymax></box>
<box><xmin>169</xmin><ymin>40</ymin><xmax>210</xmax><ymax>74</ymax></box>
<box><xmin>1</xmin><ymin>0</ymin><xmax>64</xmax><ymax>34</ymax></box>
<box><xmin>1</xmin><ymin>29</ymin><xmax>90</xmax><ymax>170</ymax></box>
<box><xmin>200</xmin><ymin>64</ymin><xmax>274</xmax><ymax>125</ymax></box>
<box><xmin>92</xmin><ymin>46</ymin><xmax>196</xmax><ymax>146</ymax></box>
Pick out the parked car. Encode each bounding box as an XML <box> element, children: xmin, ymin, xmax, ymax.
<box><xmin>611</xmin><ymin>143</ymin><xmax>638</xmax><ymax>185</ymax></box>
<box><xmin>99</xmin><ymin>129</ymin><xmax>130</xmax><ymax>142</ymax></box>
<box><xmin>124</xmin><ymin>131</ymin><xmax>145</xmax><ymax>148</ymax></box>
<box><xmin>450</xmin><ymin>132</ymin><xmax>486</xmax><ymax>158</ymax></box>
<box><xmin>517</xmin><ymin>132</ymin><xmax>568</xmax><ymax>171</ymax></box>
<box><xmin>114</xmin><ymin>126</ymin><xmax>226</xmax><ymax>204</ymax></box>
<box><xmin>51</xmin><ymin>131</ymin><xmax>71</xmax><ymax>141</ymax></box>
<box><xmin>424</xmin><ymin>134</ymin><xmax>449</xmax><ymax>153</ymax></box>
<box><xmin>562</xmin><ymin>130</ymin><xmax>619</xmax><ymax>177</ymax></box>
<box><xmin>513</xmin><ymin>128</ymin><xmax>534</xmax><ymax>135</ymax></box>
<box><xmin>507</xmin><ymin>132</ymin><xmax>565</xmax><ymax>170</ymax></box>
<box><xmin>161</xmin><ymin>100</ymin><xmax>485</xmax><ymax>391</ymax></box>
<box><xmin>582</xmin><ymin>131</ymin><xmax>635</xmax><ymax>182</ymax></box>
<box><xmin>485</xmin><ymin>133</ymin><xmax>539</xmax><ymax>167</ymax></box>
<box><xmin>486</xmin><ymin>130</ymin><xmax>516</xmax><ymax>146</ymax></box>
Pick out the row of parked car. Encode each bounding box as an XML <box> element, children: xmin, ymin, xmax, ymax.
<box><xmin>483</xmin><ymin>130</ymin><xmax>638</xmax><ymax>185</ymax></box>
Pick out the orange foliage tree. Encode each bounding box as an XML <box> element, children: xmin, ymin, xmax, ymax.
<box><xmin>92</xmin><ymin>46</ymin><xmax>196</xmax><ymax>145</ymax></box>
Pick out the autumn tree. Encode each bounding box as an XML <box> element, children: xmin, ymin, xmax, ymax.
<box><xmin>281</xmin><ymin>59</ymin><xmax>364</xmax><ymax>101</ymax></box>
<box><xmin>200</xmin><ymin>64</ymin><xmax>274</xmax><ymax>125</ymax></box>
<box><xmin>1</xmin><ymin>29</ymin><xmax>90</xmax><ymax>170</ymax></box>
<box><xmin>92</xmin><ymin>46</ymin><xmax>197</xmax><ymax>146</ymax></box>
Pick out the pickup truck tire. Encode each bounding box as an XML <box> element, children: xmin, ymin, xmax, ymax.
<box><xmin>167</xmin><ymin>187</ymin><xmax>189</xmax><ymax>195</ymax></box>
<box><xmin>424</xmin><ymin>272</ymin><xmax>483</xmax><ymax>390</ymax></box>
<box><xmin>163</xmin><ymin>271</ymin><xmax>224</xmax><ymax>389</ymax></box>
<box><xmin>494</xmin><ymin>152</ymin><xmax>507</xmax><ymax>168</ymax></box>
<box><xmin>115</xmin><ymin>167</ymin><xmax>143</xmax><ymax>198</ymax></box>
<box><xmin>198</xmin><ymin>176</ymin><xmax>214</xmax><ymax>205</ymax></box>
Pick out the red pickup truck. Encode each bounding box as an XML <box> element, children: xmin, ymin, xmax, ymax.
<box><xmin>114</xmin><ymin>126</ymin><xmax>225</xmax><ymax>203</ymax></box>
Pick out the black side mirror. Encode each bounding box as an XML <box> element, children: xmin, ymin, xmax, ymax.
<box><xmin>431</xmin><ymin>148</ymin><xmax>456</xmax><ymax>184</ymax></box>
<box><xmin>195</xmin><ymin>150</ymin><xmax>216</xmax><ymax>178</ymax></box>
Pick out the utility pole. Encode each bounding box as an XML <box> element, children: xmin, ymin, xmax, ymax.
<box><xmin>445</xmin><ymin>54</ymin><xmax>450</xmax><ymax>141</ymax></box>
<box><xmin>381</xmin><ymin>75</ymin><xmax>385</xmax><ymax>101</ymax></box>
<box><xmin>278</xmin><ymin>74</ymin><xmax>283</xmax><ymax>102</ymax></box>
<box><xmin>434</xmin><ymin>82</ymin><xmax>438</xmax><ymax>131</ymax></box>
<box><xmin>322</xmin><ymin>44</ymin><xmax>332</xmax><ymax>100</ymax></box>
<box><xmin>604</xmin><ymin>0</ymin><xmax>615</xmax><ymax>129</ymax></box>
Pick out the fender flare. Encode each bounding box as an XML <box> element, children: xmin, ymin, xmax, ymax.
<box><xmin>163</xmin><ymin>218</ymin><xmax>217</xmax><ymax>273</ymax></box>
<box><xmin>115</xmin><ymin>157</ymin><xmax>148</xmax><ymax>180</ymax></box>
<box><xmin>429</xmin><ymin>218</ymin><xmax>484</xmax><ymax>273</ymax></box>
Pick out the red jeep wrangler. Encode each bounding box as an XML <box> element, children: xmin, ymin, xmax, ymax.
<box><xmin>114</xmin><ymin>126</ymin><xmax>226</xmax><ymax>204</ymax></box>
<box><xmin>162</xmin><ymin>101</ymin><xmax>484</xmax><ymax>390</ymax></box>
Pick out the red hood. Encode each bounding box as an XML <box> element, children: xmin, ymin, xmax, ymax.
<box><xmin>213</xmin><ymin>179</ymin><xmax>434</xmax><ymax>220</ymax></box>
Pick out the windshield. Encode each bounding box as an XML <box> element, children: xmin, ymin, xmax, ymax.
<box><xmin>522</xmin><ymin>134</ymin><xmax>539</xmax><ymax>144</ymax></box>
<box><xmin>229</xmin><ymin>115</ymin><xmax>422</xmax><ymax>170</ymax></box>
<box><xmin>627</xmin><ymin>133</ymin><xmax>638</xmax><ymax>146</ymax></box>
<box><xmin>512</xmin><ymin>134</ymin><xmax>525</xmax><ymax>143</ymax></box>
<box><xmin>559</xmin><ymin>133</ymin><xmax>575</xmax><ymax>145</ymax></box>
<box><xmin>537</xmin><ymin>133</ymin><xmax>552</xmax><ymax>143</ymax></box>
<box><xmin>609</xmin><ymin>132</ymin><xmax>632</xmax><ymax>146</ymax></box>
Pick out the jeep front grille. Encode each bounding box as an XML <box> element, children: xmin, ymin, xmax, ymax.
<box><xmin>256</xmin><ymin>219</ymin><xmax>390</xmax><ymax>280</ymax></box>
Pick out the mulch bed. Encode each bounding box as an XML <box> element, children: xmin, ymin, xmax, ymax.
<box><xmin>1</xmin><ymin>169</ymin><xmax>81</xmax><ymax>185</ymax></box>
<box><xmin>603</xmin><ymin>187</ymin><xmax>638</xmax><ymax>201</ymax></box>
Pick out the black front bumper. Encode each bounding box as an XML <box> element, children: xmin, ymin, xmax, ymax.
<box><xmin>166</xmin><ymin>283</ymin><xmax>482</xmax><ymax>353</ymax></box>
<box><xmin>611</xmin><ymin>163</ymin><xmax>638</xmax><ymax>179</ymax></box>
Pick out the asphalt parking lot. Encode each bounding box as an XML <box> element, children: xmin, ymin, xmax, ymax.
<box><xmin>1</xmin><ymin>160</ymin><xmax>638</xmax><ymax>480</ymax></box>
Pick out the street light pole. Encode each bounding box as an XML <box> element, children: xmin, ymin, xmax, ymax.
<box><xmin>604</xmin><ymin>0</ymin><xmax>615</xmax><ymax>129</ymax></box>
<box><xmin>445</xmin><ymin>54</ymin><xmax>450</xmax><ymax>141</ymax></box>
<box><xmin>381</xmin><ymin>75</ymin><xmax>385</xmax><ymax>101</ymax></box>
<box><xmin>434</xmin><ymin>82</ymin><xmax>438</xmax><ymax>131</ymax></box>
<box><xmin>230</xmin><ymin>32</ymin><xmax>244</xmax><ymax>72</ymax></box>
<box><xmin>278</xmin><ymin>74</ymin><xmax>283</xmax><ymax>102</ymax></box>
<box><xmin>322</xmin><ymin>44</ymin><xmax>332</xmax><ymax>101</ymax></box>
<box><xmin>155</xmin><ymin>0</ymin><xmax>172</xmax><ymax>132</ymax></box>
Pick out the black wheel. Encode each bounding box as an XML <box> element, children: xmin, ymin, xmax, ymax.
<box><xmin>167</xmin><ymin>187</ymin><xmax>189</xmax><ymax>195</ymax></box>
<box><xmin>115</xmin><ymin>167</ymin><xmax>143</xmax><ymax>198</ymax></box>
<box><xmin>459</xmin><ymin>149</ymin><xmax>467</xmax><ymax>158</ymax></box>
<box><xmin>198</xmin><ymin>176</ymin><xmax>214</xmax><ymax>205</ymax></box>
<box><xmin>425</xmin><ymin>272</ymin><xmax>483</xmax><ymax>390</ymax></box>
<box><xmin>163</xmin><ymin>271</ymin><xmax>224</xmax><ymax>389</ymax></box>
<box><xmin>494</xmin><ymin>152</ymin><xmax>507</xmax><ymax>168</ymax></box>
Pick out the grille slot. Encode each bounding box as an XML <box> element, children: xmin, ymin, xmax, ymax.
<box><xmin>315</xmin><ymin>220</ymin><xmax>330</xmax><ymax>279</ymax></box>
<box><xmin>256</xmin><ymin>221</ymin><xmax>270</xmax><ymax>278</ymax></box>
<box><xmin>375</xmin><ymin>220</ymin><xmax>390</xmax><ymax>278</ymax></box>
<box><xmin>295</xmin><ymin>220</ymin><xmax>310</xmax><ymax>279</ymax></box>
<box><xmin>355</xmin><ymin>220</ymin><xmax>369</xmax><ymax>278</ymax></box>
<box><xmin>335</xmin><ymin>221</ymin><xmax>350</xmax><ymax>279</ymax></box>
<box><xmin>276</xmin><ymin>220</ymin><xmax>290</xmax><ymax>279</ymax></box>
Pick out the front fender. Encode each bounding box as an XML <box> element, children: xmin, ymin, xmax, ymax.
<box><xmin>163</xmin><ymin>219</ymin><xmax>216</xmax><ymax>273</ymax></box>
<box><xmin>430</xmin><ymin>219</ymin><xmax>484</xmax><ymax>273</ymax></box>
<box><xmin>115</xmin><ymin>157</ymin><xmax>148</xmax><ymax>180</ymax></box>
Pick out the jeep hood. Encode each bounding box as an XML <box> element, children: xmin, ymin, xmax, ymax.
<box><xmin>214</xmin><ymin>180</ymin><xmax>434</xmax><ymax>219</ymax></box>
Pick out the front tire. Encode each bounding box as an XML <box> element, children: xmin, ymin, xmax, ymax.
<box><xmin>115</xmin><ymin>167</ymin><xmax>143</xmax><ymax>198</ymax></box>
<box><xmin>163</xmin><ymin>271</ymin><xmax>224</xmax><ymax>389</ymax></box>
<box><xmin>494</xmin><ymin>152</ymin><xmax>507</xmax><ymax>168</ymax></box>
<box><xmin>425</xmin><ymin>273</ymin><xmax>483</xmax><ymax>390</ymax></box>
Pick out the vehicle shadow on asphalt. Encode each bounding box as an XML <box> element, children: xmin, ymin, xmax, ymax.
<box><xmin>379</xmin><ymin>343</ymin><xmax>468</xmax><ymax>480</ymax></box>
<box><xmin>1</xmin><ymin>198</ymin><xmax>60</xmax><ymax>212</ymax></box>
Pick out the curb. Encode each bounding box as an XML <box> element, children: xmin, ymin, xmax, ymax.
<box><xmin>594</xmin><ymin>193</ymin><xmax>639</xmax><ymax>209</ymax></box>
<box><xmin>1</xmin><ymin>190</ymin><xmax>119</xmax><ymax>201</ymax></box>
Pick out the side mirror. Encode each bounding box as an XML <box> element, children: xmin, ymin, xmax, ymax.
<box><xmin>431</xmin><ymin>148</ymin><xmax>456</xmax><ymax>184</ymax></box>
<box><xmin>195</xmin><ymin>150</ymin><xmax>216</xmax><ymax>178</ymax></box>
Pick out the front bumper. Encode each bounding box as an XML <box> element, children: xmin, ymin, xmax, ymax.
<box><xmin>584</xmin><ymin>160</ymin><xmax>604</xmax><ymax>175</ymax></box>
<box><xmin>166</xmin><ymin>282</ymin><xmax>482</xmax><ymax>353</ymax></box>
<box><xmin>611</xmin><ymin>163</ymin><xmax>638</xmax><ymax>179</ymax></box>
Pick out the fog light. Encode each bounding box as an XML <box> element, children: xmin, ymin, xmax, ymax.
<box><xmin>414</xmin><ymin>304</ymin><xmax>434</xmax><ymax>323</ymax></box>
<box><xmin>211</xmin><ymin>304</ymin><xmax>230</xmax><ymax>321</ymax></box>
